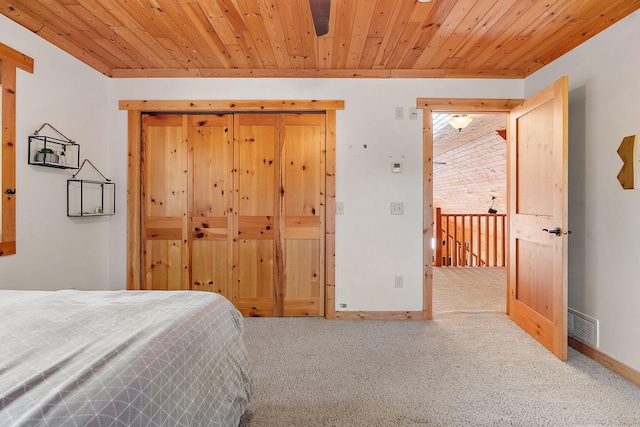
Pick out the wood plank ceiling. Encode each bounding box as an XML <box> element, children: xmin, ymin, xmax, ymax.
<box><xmin>1</xmin><ymin>0</ymin><xmax>638</xmax><ymax>79</ymax></box>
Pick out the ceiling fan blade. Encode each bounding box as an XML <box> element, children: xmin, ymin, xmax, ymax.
<box><xmin>309</xmin><ymin>0</ymin><xmax>331</xmax><ymax>36</ymax></box>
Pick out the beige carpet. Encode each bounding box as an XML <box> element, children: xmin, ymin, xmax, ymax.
<box><xmin>433</xmin><ymin>267</ymin><xmax>506</xmax><ymax>314</ymax></box>
<box><xmin>239</xmin><ymin>268</ymin><xmax>640</xmax><ymax>426</ymax></box>
<box><xmin>239</xmin><ymin>315</ymin><xmax>640</xmax><ymax>426</ymax></box>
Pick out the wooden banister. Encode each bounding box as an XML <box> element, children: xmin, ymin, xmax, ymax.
<box><xmin>434</xmin><ymin>211</ymin><xmax>506</xmax><ymax>268</ymax></box>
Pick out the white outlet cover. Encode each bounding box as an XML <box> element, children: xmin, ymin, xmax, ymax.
<box><xmin>336</xmin><ymin>201</ymin><xmax>344</xmax><ymax>214</ymax></box>
<box><xmin>395</xmin><ymin>107</ymin><xmax>403</xmax><ymax>120</ymax></box>
<box><xmin>395</xmin><ymin>275</ymin><xmax>403</xmax><ymax>288</ymax></box>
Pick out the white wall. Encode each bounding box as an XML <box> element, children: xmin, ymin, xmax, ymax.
<box><xmin>525</xmin><ymin>9</ymin><xmax>640</xmax><ymax>371</ymax></box>
<box><xmin>109</xmin><ymin>78</ymin><xmax>522</xmax><ymax>311</ymax></box>
<box><xmin>0</xmin><ymin>14</ymin><xmax>112</xmax><ymax>290</ymax></box>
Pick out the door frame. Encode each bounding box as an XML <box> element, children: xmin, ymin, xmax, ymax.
<box><xmin>416</xmin><ymin>98</ymin><xmax>524</xmax><ymax>319</ymax></box>
<box><xmin>119</xmin><ymin>100</ymin><xmax>344</xmax><ymax>319</ymax></box>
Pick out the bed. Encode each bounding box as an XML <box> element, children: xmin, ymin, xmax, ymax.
<box><xmin>0</xmin><ymin>290</ymin><xmax>252</xmax><ymax>426</ymax></box>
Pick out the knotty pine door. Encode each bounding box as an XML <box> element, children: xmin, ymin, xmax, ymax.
<box><xmin>142</xmin><ymin>113</ymin><xmax>325</xmax><ymax>317</ymax></box>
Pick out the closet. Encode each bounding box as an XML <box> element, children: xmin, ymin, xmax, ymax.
<box><xmin>141</xmin><ymin>112</ymin><xmax>325</xmax><ymax>317</ymax></box>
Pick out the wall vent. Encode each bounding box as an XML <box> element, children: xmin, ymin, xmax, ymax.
<box><xmin>568</xmin><ymin>308</ymin><xmax>599</xmax><ymax>348</ymax></box>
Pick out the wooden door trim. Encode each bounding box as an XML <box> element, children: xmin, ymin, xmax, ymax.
<box><xmin>416</xmin><ymin>98</ymin><xmax>524</xmax><ymax>320</ymax></box>
<box><xmin>119</xmin><ymin>100</ymin><xmax>344</xmax><ymax>112</ymax></box>
<box><xmin>122</xmin><ymin>100</ymin><xmax>343</xmax><ymax>320</ymax></box>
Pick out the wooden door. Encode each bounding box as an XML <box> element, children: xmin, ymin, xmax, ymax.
<box><xmin>233</xmin><ymin>114</ymin><xmax>279</xmax><ymax>316</ymax></box>
<box><xmin>188</xmin><ymin>115</ymin><xmax>234</xmax><ymax>300</ymax></box>
<box><xmin>142</xmin><ymin>115</ymin><xmax>189</xmax><ymax>290</ymax></box>
<box><xmin>141</xmin><ymin>112</ymin><xmax>326</xmax><ymax>317</ymax></box>
<box><xmin>281</xmin><ymin>114</ymin><xmax>326</xmax><ymax>316</ymax></box>
<box><xmin>508</xmin><ymin>77</ymin><xmax>569</xmax><ymax>360</ymax></box>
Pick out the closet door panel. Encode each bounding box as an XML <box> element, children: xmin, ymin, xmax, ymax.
<box><xmin>234</xmin><ymin>114</ymin><xmax>279</xmax><ymax>316</ymax></box>
<box><xmin>142</xmin><ymin>115</ymin><xmax>188</xmax><ymax>290</ymax></box>
<box><xmin>281</xmin><ymin>114</ymin><xmax>325</xmax><ymax>316</ymax></box>
<box><xmin>189</xmin><ymin>115</ymin><xmax>233</xmax><ymax>298</ymax></box>
<box><xmin>284</xmin><ymin>239</ymin><xmax>321</xmax><ymax>315</ymax></box>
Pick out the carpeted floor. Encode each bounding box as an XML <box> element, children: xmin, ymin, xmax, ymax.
<box><xmin>239</xmin><ymin>269</ymin><xmax>640</xmax><ymax>427</ymax></box>
<box><xmin>433</xmin><ymin>267</ymin><xmax>505</xmax><ymax>314</ymax></box>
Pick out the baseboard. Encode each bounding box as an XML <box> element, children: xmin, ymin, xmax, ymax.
<box><xmin>331</xmin><ymin>311</ymin><xmax>425</xmax><ymax>320</ymax></box>
<box><xmin>569</xmin><ymin>336</ymin><xmax>640</xmax><ymax>387</ymax></box>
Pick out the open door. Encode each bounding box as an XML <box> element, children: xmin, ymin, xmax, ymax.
<box><xmin>508</xmin><ymin>76</ymin><xmax>569</xmax><ymax>360</ymax></box>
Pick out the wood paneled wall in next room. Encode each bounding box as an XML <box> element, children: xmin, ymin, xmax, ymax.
<box><xmin>433</xmin><ymin>124</ymin><xmax>507</xmax><ymax>215</ymax></box>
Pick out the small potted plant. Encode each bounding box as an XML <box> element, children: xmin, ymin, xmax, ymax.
<box><xmin>34</xmin><ymin>147</ymin><xmax>59</xmax><ymax>163</ymax></box>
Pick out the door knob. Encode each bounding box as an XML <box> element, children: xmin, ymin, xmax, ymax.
<box><xmin>542</xmin><ymin>227</ymin><xmax>561</xmax><ymax>236</ymax></box>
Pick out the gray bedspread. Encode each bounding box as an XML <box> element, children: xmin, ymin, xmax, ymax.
<box><xmin>0</xmin><ymin>290</ymin><xmax>252</xmax><ymax>426</ymax></box>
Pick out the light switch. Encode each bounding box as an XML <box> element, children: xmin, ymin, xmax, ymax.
<box><xmin>395</xmin><ymin>107</ymin><xmax>404</xmax><ymax>120</ymax></box>
<box><xmin>390</xmin><ymin>202</ymin><xmax>404</xmax><ymax>215</ymax></box>
<box><xmin>336</xmin><ymin>201</ymin><xmax>344</xmax><ymax>214</ymax></box>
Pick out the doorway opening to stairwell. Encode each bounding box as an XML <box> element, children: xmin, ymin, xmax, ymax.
<box><xmin>431</xmin><ymin>112</ymin><xmax>508</xmax><ymax>315</ymax></box>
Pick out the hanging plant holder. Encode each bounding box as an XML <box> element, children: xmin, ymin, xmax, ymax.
<box><xmin>67</xmin><ymin>159</ymin><xmax>115</xmax><ymax>217</ymax></box>
<box><xmin>28</xmin><ymin>123</ymin><xmax>80</xmax><ymax>169</ymax></box>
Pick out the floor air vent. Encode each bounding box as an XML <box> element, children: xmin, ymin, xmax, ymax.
<box><xmin>568</xmin><ymin>308</ymin><xmax>599</xmax><ymax>348</ymax></box>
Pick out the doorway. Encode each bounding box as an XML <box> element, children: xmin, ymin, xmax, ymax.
<box><xmin>419</xmin><ymin>77</ymin><xmax>569</xmax><ymax>360</ymax></box>
<box><xmin>431</xmin><ymin>112</ymin><xmax>508</xmax><ymax>315</ymax></box>
<box><xmin>417</xmin><ymin>98</ymin><xmax>523</xmax><ymax>320</ymax></box>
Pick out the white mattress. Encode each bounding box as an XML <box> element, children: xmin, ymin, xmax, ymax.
<box><xmin>0</xmin><ymin>290</ymin><xmax>252</xmax><ymax>426</ymax></box>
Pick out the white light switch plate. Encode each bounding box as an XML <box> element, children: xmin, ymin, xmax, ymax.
<box><xmin>336</xmin><ymin>201</ymin><xmax>344</xmax><ymax>214</ymax></box>
<box><xmin>390</xmin><ymin>202</ymin><xmax>404</xmax><ymax>215</ymax></box>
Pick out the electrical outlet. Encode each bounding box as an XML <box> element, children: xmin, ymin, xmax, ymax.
<box><xmin>395</xmin><ymin>275</ymin><xmax>403</xmax><ymax>288</ymax></box>
<box><xmin>390</xmin><ymin>202</ymin><xmax>404</xmax><ymax>215</ymax></box>
<box><xmin>339</xmin><ymin>303</ymin><xmax>347</xmax><ymax>309</ymax></box>
<box><xmin>336</xmin><ymin>201</ymin><xmax>344</xmax><ymax>214</ymax></box>
<box><xmin>395</xmin><ymin>107</ymin><xmax>404</xmax><ymax>120</ymax></box>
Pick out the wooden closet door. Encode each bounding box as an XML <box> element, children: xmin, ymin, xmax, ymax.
<box><xmin>281</xmin><ymin>114</ymin><xmax>326</xmax><ymax>316</ymax></box>
<box><xmin>142</xmin><ymin>115</ymin><xmax>188</xmax><ymax>290</ymax></box>
<box><xmin>233</xmin><ymin>114</ymin><xmax>279</xmax><ymax>316</ymax></box>
<box><xmin>188</xmin><ymin>115</ymin><xmax>234</xmax><ymax>300</ymax></box>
